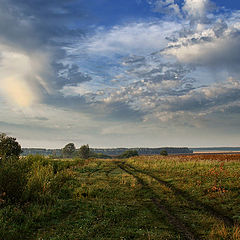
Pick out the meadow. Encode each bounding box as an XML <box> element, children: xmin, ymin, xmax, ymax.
<box><xmin>0</xmin><ymin>154</ymin><xmax>240</xmax><ymax>239</ymax></box>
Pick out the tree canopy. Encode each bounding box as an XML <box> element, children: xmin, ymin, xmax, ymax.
<box><xmin>0</xmin><ymin>133</ymin><xmax>22</xmax><ymax>161</ymax></box>
<box><xmin>78</xmin><ymin>144</ymin><xmax>90</xmax><ymax>159</ymax></box>
<box><xmin>62</xmin><ymin>143</ymin><xmax>76</xmax><ymax>158</ymax></box>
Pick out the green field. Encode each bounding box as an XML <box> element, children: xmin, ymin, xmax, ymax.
<box><xmin>1</xmin><ymin>155</ymin><xmax>240</xmax><ymax>239</ymax></box>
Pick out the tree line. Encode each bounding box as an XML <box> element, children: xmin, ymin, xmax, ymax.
<box><xmin>0</xmin><ymin>133</ymin><xmax>172</xmax><ymax>161</ymax></box>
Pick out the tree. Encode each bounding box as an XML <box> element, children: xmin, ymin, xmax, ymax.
<box><xmin>78</xmin><ymin>144</ymin><xmax>90</xmax><ymax>159</ymax></box>
<box><xmin>0</xmin><ymin>133</ymin><xmax>22</xmax><ymax>162</ymax></box>
<box><xmin>62</xmin><ymin>143</ymin><xmax>76</xmax><ymax>158</ymax></box>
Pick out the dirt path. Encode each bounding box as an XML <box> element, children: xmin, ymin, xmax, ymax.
<box><xmin>117</xmin><ymin>162</ymin><xmax>201</xmax><ymax>240</ymax></box>
<box><xmin>124</xmin><ymin>162</ymin><xmax>235</xmax><ymax>228</ymax></box>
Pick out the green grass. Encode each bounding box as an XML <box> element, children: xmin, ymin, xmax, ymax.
<box><xmin>1</xmin><ymin>155</ymin><xmax>240</xmax><ymax>239</ymax></box>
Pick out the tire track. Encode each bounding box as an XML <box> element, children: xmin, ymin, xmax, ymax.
<box><xmin>125</xmin><ymin>163</ymin><xmax>234</xmax><ymax>227</ymax></box>
<box><xmin>87</xmin><ymin>162</ymin><xmax>103</xmax><ymax>176</ymax></box>
<box><xmin>105</xmin><ymin>166</ymin><xmax>119</xmax><ymax>177</ymax></box>
<box><xmin>117</xmin><ymin>162</ymin><xmax>201</xmax><ymax>240</ymax></box>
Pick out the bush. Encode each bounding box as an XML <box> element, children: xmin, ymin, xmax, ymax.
<box><xmin>0</xmin><ymin>153</ymin><xmax>75</xmax><ymax>204</ymax></box>
<box><xmin>0</xmin><ymin>160</ymin><xmax>27</xmax><ymax>203</ymax></box>
<box><xmin>119</xmin><ymin>150</ymin><xmax>139</xmax><ymax>159</ymax></box>
<box><xmin>24</xmin><ymin>157</ymin><xmax>74</xmax><ymax>202</ymax></box>
<box><xmin>25</xmin><ymin>161</ymin><xmax>55</xmax><ymax>202</ymax></box>
<box><xmin>160</xmin><ymin>150</ymin><xmax>168</xmax><ymax>156</ymax></box>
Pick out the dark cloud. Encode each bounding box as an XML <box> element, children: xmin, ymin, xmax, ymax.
<box><xmin>223</xmin><ymin>105</ymin><xmax>240</xmax><ymax>114</ymax></box>
<box><xmin>0</xmin><ymin>0</ymin><xmax>88</xmax><ymax>92</ymax></box>
<box><xmin>54</xmin><ymin>63</ymin><xmax>92</xmax><ymax>88</ymax></box>
<box><xmin>122</xmin><ymin>55</ymin><xmax>146</xmax><ymax>65</ymax></box>
<box><xmin>103</xmin><ymin>101</ymin><xmax>144</xmax><ymax>122</ymax></box>
<box><xmin>35</xmin><ymin>117</ymin><xmax>48</xmax><ymax>121</ymax></box>
<box><xmin>164</xmin><ymin>79</ymin><xmax>240</xmax><ymax>114</ymax></box>
<box><xmin>44</xmin><ymin>95</ymin><xmax>89</xmax><ymax>112</ymax></box>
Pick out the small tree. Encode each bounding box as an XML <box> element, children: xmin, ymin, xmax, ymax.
<box><xmin>0</xmin><ymin>133</ymin><xmax>22</xmax><ymax>162</ymax></box>
<box><xmin>78</xmin><ymin>144</ymin><xmax>90</xmax><ymax>159</ymax></box>
<box><xmin>62</xmin><ymin>143</ymin><xmax>76</xmax><ymax>158</ymax></box>
<box><xmin>160</xmin><ymin>149</ymin><xmax>168</xmax><ymax>156</ymax></box>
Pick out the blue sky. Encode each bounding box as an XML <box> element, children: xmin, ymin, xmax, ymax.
<box><xmin>0</xmin><ymin>0</ymin><xmax>240</xmax><ymax>148</ymax></box>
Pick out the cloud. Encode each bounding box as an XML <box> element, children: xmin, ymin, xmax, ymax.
<box><xmin>163</xmin><ymin>12</ymin><xmax>240</xmax><ymax>74</ymax></box>
<box><xmin>153</xmin><ymin>77</ymin><xmax>240</xmax><ymax>118</ymax></box>
<box><xmin>0</xmin><ymin>0</ymin><xmax>52</xmax><ymax>107</ymax></box>
<box><xmin>76</xmin><ymin>21</ymin><xmax>181</xmax><ymax>56</ymax></box>
<box><xmin>1</xmin><ymin>0</ymin><xmax>240</xmax><ymax>147</ymax></box>
<box><xmin>0</xmin><ymin>0</ymin><xmax>87</xmax><ymax>108</ymax></box>
<box><xmin>151</xmin><ymin>0</ymin><xmax>181</xmax><ymax>16</ymax></box>
<box><xmin>50</xmin><ymin>3</ymin><xmax>240</xmax><ymax>130</ymax></box>
<box><xmin>149</xmin><ymin>0</ymin><xmax>215</xmax><ymax>21</ymax></box>
<box><xmin>0</xmin><ymin>44</ymin><xmax>52</xmax><ymax>107</ymax></box>
<box><xmin>182</xmin><ymin>0</ymin><xmax>214</xmax><ymax>20</ymax></box>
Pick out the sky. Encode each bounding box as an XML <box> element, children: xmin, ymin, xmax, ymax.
<box><xmin>0</xmin><ymin>0</ymin><xmax>240</xmax><ymax>148</ymax></box>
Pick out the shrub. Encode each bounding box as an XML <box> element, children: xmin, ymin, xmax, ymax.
<box><xmin>160</xmin><ymin>150</ymin><xmax>168</xmax><ymax>156</ymax></box>
<box><xmin>119</xmin><ymin>150</ymin><xmax>139</xmax><ymax>159</ymax></box>
<box><xmin>0</xmin><ymin>153</ymin><xmax>75</xmax><ymax>205</ymax></box>
<box><xmin>25</xmin><ymin>161</ymin><xmax>55</xmax><ymax>202</ymax></box>
<box><xmin>24</xmin><ymin>157</ymin><xmax>74</xmax><ymax>202</ymax></box>
<box><xmin>0</xmin><ymin>160</ymin><xmax>27</xmax><ymax>203</ymax></box>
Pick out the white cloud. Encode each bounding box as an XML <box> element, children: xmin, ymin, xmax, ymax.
<box><xmin>0</xmin><ymin>44</ymin><xmax>52</xmax><ymax>107</ymax></box>
<box><xmin>77</xmin><ymin>21</ymin><xmax>181</xmax><ymax>56</ymax></box>
<box><xmin>149</xmin><ymin>0</ymin><xmax>214</xmax><ymax>21</ymax></box>
<box><xmin>153</xmin><ymin>0</ymin><xmax>181</xmax><ymax>16</ymax></box>
<box><xmin>163</xmin><ymin>13</ymin><xmax>240</xmax><ymax>71</ymax></box>
<box><xmin>182</xmin><ymin>0</ymin><xmax>211</xmax><ymax>20</ymax></box>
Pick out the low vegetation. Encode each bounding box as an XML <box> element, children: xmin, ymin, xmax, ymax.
<box><xmin>0</xmin><ymin>135</ymin><xmax>240</xmax><ymax>239</ymax></box>
<box><xmin>118</xmin><ymin>149</ymin><xmax>139</xmax><ymax>159</ymax></box>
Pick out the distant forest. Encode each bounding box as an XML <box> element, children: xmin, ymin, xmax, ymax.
<box><xmin>21</xmin><ymin>147</ymin><xmax>193</xmax><ymax>156</ymax></box>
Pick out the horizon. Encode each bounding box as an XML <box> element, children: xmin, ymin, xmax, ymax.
<box><xmin>1</xmin><ymin>0</ymin><xmax>240</xmax><ymax>147</ymax></box>
<box><xmin>20</xmin><ymin>144</ymin><xmax>240</xmax><ymax>150</ymax></box>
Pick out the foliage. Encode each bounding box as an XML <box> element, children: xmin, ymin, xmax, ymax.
<box><xmin>0</xmin><ymin>133</ymin><xmax>22</xmax><ymax>162</ymax></box>
<box><xmin>160</xmin><ymin>149</ymin><xmax>168</xmax><ymax>156</ymax></box>
<box><xmin>119</xmin><ymin>150</ymin><xmax>139</xmax><ymax>159</ymax></box>
<box><xmin>25</xmin><ymin>161</ymin><xmax>55</xmax><ymax>202</ymax></box>
<box><xmin>0</xmin><ymin>161</ymin><xmax>27</xmax><ymax>203</ymax></box>
<box><xmin>78</xmin><ymin>144</ymin><xmax>90</xmax><ymax>159</ymax></box>
<box><xmin>62</xmin><ymin>143</ymin><xmax>76</xmax><ymax>158</ymax></box>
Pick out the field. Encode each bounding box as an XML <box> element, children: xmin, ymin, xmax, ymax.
<box><xmin>1</xmin><ymin>154</ymin><xmax>240</xmax><ymax>239</ymax></box>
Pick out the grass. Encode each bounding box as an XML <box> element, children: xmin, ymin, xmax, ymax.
<box><xmin>0</xmin><ymin>154</ymin><xmax>240</xmax><ymax>239</ymax></box>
